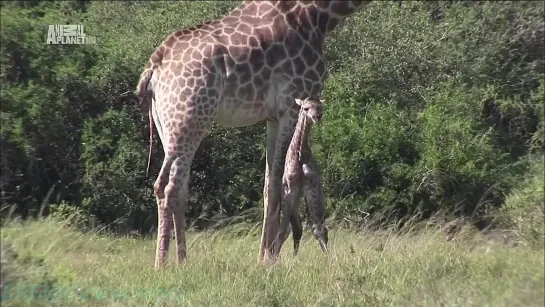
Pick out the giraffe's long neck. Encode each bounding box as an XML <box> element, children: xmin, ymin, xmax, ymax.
<box><xmin>231</xmin><ymin>1</ymin><xmax>371</xmax><ymax>49</ymax></box>
<box><xmin>320</xmin><ymin>1</ymin><xmax>372</xmax><ymax>33</ymax></box>
<box><xmin>287</xmin><ymin>1</ymin><xmax>372</xmax><ymax>35</ymax></box>
<box><xmin>289</xmin><ymin>109</ymin><xmax>313</xmax><ymax>163</ymax></box>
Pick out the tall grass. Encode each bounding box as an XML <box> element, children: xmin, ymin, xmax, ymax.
<box><xmin>1</xmin><ymin>214</ymin><xmax>543</xmax><ymax>307</ymax></box>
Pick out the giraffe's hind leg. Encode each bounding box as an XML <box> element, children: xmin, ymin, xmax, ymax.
<box><xmin>154</xmin><ymin>156</ymin><xmax>176</xmax><ymax>269</ymax></box>
<box><xmin>154</xmin><ymin>138</ymin><xmax>208</xmax><ymax>268</ymax></box>
<box><xmin>152</xmin><ymin>96</ymin><xmax>176</xmax><ymax>269</ymax></box>
<box><xmin>152</xmin><ymin>103</ymin><xmax>213</xmax><ymax>268</ymax></box>
<box><xmin>169</xmin><ymin>157</ymin><xmax>191</xmax><ymax>265</ymax></box>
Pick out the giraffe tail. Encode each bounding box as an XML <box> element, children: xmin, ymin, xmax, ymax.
<box><xmin>136</xmin><ymin>68</ymin><xmax>155</xmax><ymax>177</ymax></box>
<box><xmin>146</xmin><ymin>107</ymin><xmax>153</xmax><ymax>178</ymax></box>
<box><xmin>137</xmin><ymin>45</ymin><xmax>165</xmax><ymax>177</ymax></box>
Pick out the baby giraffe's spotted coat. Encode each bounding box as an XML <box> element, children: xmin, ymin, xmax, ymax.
<box><xmin>276</xmin><ymin>97</ymin><xmax>328</xmax><ymax>256</ymax></box>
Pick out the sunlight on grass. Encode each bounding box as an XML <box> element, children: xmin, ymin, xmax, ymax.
<box><xmin>1</xmin><ymin>217</ymin><xmax>544</xmax><ymax>306</ymax></box>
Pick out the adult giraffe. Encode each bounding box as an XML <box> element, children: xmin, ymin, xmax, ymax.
<box><xmin>135</xmin><ymin>0</ymin><xmax>372</xmax><ymax>269</ymax></box>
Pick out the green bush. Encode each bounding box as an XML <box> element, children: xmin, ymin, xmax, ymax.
<box><xmin>316</xmin><ymin>0</ymin><xmax>543</xmax><ymax>224</ymax></box>
<box><xmin>0</xmin><ymin>1</ymin><xmax>543</xmax><ymax>232</ymax></box>
<box><xmin>80</xmin><ymin>109</ymin><xmax>154</xmax><ymax>233</ymax></box>
<box><xmin>48</xmin><ymin>201</ymin><xmax>95</xmax><ymax>229</ymax></box>
<box><xmin>313</xmin><ymin>82</ymin><xmax>416</xmax><ymax>217</ymax></box>
<box><xmin>413</xmin><ymin>82</ymin><xmax>515</xmax><ymax>216</ymax></box>
<box><xmin>1</xmin><ymin>2</ymin><xmax>100</xmax><ymax>218</ymax></box>
<box><xmin>495</xmin><ymin>155</ymin><xmax>544</xmax><ymax>247</ymax></box>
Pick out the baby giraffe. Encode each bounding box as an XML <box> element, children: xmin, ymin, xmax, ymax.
<box><xmin>275</xmin><ymin>97</ymin><xmax>328</xmax><ymax>257</ymax></box>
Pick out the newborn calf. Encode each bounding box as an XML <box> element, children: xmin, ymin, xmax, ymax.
<box><xmin>275</xmin><ymin>97</ymin><xmax>328</xmax><ymax>256</ymax></box>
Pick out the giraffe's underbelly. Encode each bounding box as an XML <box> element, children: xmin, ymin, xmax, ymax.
<box><xmin>215</xmin><ymin>90</ymin><xmax>274</xmax><ymax>127</ymax></box>
<box><xmin>214</xmin><ymin>74</ymin><xmax>280</xmax><ymax>127</ymax></box>
<box><xmin>215</xmin><ymin>98</ymin><xmax>269</xmax><ymax>127</ymax></box>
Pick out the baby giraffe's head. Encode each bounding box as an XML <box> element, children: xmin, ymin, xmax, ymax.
<box><xmin>301</xmin><ymin>97</ymin><xmax>324</xmax><ymax>124</ymax></box>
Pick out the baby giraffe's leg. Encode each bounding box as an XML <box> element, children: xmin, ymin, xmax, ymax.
<box><xmin>302</xmin><ymin>157</ymin><xmax>328</xmax><ymax>253</ymax></box>
<box><xmin>290</xmin><ymin>201</ymin><xmax>303</xmax><ymax>255</ymax></box>
<box><xmin>275</xmin><ymin>179</ymin><xmax>299</xmax><ymax>257</ymax></box>
<box><xmin>278</xmin><ymin>183</ymin><xmax>304</xmax><ymax>256</ymax></box>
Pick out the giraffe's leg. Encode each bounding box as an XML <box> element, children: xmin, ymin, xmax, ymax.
<box><xmin>276</xmin><ymin>175</ymin><xmax>305</xmax><ymax>257</ymax></box>
<box><xmin>151</xmin><ymin>95</ymin><xmax>172</xmax><ymax>269</ymax></box>
<box><xmin>173</xmin><ymin>204</ymin><xmax>187</xmax><ymax>264</ymax></box>
<box><xmin>154</xmin><ymin>156</ymin><xmax>176</xmax><ymax>269</ymax></box>
<box><xmin>155</xmin><ymin>137</ymin><xmax>207</xmax><ymax>268</ymax></box>
<box><xmin>259</xmin><ymin>121</ymin><xmax>278</xmax><ymax>262</ymax></box>
<box><xmin>168</xmin><ymin>111</ymin><xmax>212</xmax><ymax>266</ymax></box>
<box><xmin>151</xmin><ymin>90</ymin><xmax>213</xmax><ymax>268</ymax></box>
<box><xmin>275</xmin><ymin>213</ymin><xmax>291</xmax><ymax>257</ymax></box>
<box><xmin>302</xmin><ymin>156</ymin><xmax>328</xmax><ymax>253</ymax></box>
<box><xmin>261</xmin><ymin>109</ymin><xmax>299</xmax><ymax>262</ymax></box>
<box><xmin>170</xmin><ymin>158</ymin><xmax>191</xmax><ymax>265</ymax></box>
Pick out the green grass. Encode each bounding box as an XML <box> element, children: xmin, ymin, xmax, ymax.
<box><xmin>1</xmin><ymin>217</ymin><xmax>543</xmax><ymax>307</ymax></box>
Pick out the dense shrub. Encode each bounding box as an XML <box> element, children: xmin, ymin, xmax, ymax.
<box><xmin>1</xmin><ymin>1</ymin><xmax>543</xmax><ymax>232</ymax></box>
<box><xmin>413</xmin><ymin>82</ymin><xmax>515</xmax><ymax>216</ymax></box>
<box><xmin>494</xmin><ymin>155</ymin><xmax>544</xmax><ymax>247</ymax></box>
<box><xmin>79</xmin><ymin>109</ymin><xmax>153</xmax><ymax>232</ymax></box>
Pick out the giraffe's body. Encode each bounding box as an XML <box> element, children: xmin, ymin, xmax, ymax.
<box><xmin>276</xmin><ymin>97</ymin><xmax>328</xmax><ymax>256</ymax></box>
<box><xmin>136</xmin><ymin>0</ymin><xmax>372</xmax><ymax>268</ymax></box>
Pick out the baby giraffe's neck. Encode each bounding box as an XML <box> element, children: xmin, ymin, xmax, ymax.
<box><xmin>289</xmin><ymin>109</ymin><xmax>313</xmax><ymax>163</ymax></box>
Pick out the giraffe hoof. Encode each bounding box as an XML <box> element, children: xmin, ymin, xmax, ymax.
<box><xmin>176</xmin><ymin>258</ymin><xmax>187</xmax><ymax>266</ymax></box>
<box><xmin>154</xmin><ymin>265</ymin><xmax>165</xmax><ymax>271</ymax></box>
<box><xmin>259</xmin><ymin>252</ymin><xmax>278</xmax><ymax>266</ymax></box>
<box><xmin>154</xmin><ymin>259</ymin><xmax>167</xmax><ymax>270</ymax></box>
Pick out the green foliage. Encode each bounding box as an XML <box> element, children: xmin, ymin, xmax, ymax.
<box><xmin>1</xmin><ymin>2</ymin><xmax>100</xmax><ymax>217</ymax></box>
<box><xmin>413</xmin><ymin>82</ymin><xmax>513</xmax><ymax>215</ymax></box>
<box><xmin>80</xmin><ymin>109</ymin><xmax>154</xmax><ymax>233</ymax></box>
<box><xmin>319</xmin><ymin>0</ymin><xmax>544</xmax><ymax>223</ymax></box>
<box><xmin>0</xmin><ymin>240</ymin><xmax>58</xmax><ymax>305</ymax></box>
<box><xmin>1</xmin><ymin>1</ymin><xmax>543</xmax><ymax>232</ymax></box>
<box><xmin>529</xmin><ymin>77</ymin><xmax>545</xmax><ymax>152</ymax></box>
<box><xmin>312</xmin><ymin>88</ymin><xmax>416</xmax><ymax>216</ymax></box>
<box><xmin>495</xmin><ymin>155</ymin><xmax>545</xmax><ymax>247</ymax></box>
<box><xmin>49</xmin><ymin>201</ymin><xmax>94</xmax><ymax>230</ymax></box>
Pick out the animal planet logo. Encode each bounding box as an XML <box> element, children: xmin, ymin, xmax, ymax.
<box><xmin>46</xmin><ymin>25</ymin><xmax>97</xmax><ymax>45</ymax></box>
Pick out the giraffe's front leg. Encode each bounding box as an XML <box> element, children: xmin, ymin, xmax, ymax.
<box><xmin>259</xmin><ymin>121</ymin><xmax>278</xmax><ymax>263</ymax></box>
<box><xmin>260</xmin><ymin>111</ymin><xmax>298</xmax><ymax>264</ymax></box>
